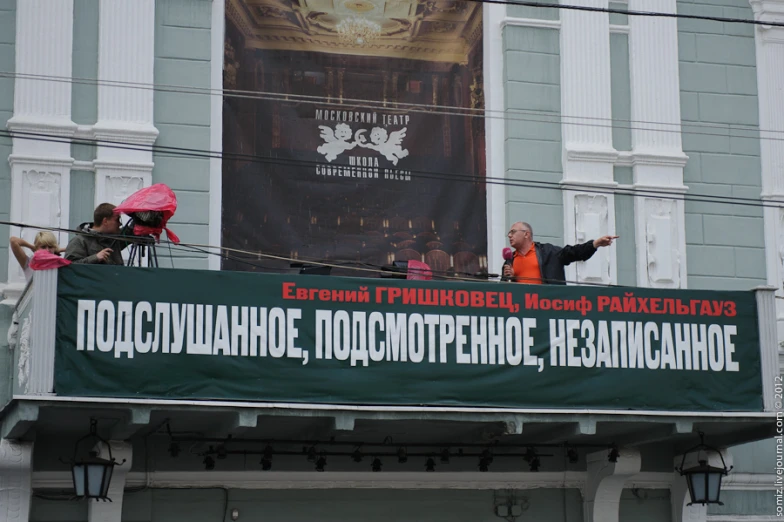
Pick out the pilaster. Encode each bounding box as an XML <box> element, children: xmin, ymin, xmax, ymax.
<box><xmin>94</xmin><ymin>0</ymin><xmax>157</xmax><ymax>206</ymax></box>
<box><xmin>628</xmin><ymin>0</ymin><xmax>689</xmax><ymax>288</ymax></box>
<box><xmin>6</xmin><ymin>0</ymin><xmax>75</xmax><ymax>284</ymax></box>
<box><xmin>752</xmin><ymin>0</ymin><xmax>784</xmax><ymax>342</ymax></box>
<box><xmin>583</xmin><ymin>447</ymin><xmax>641</xmax><ymax>522</ymax></box>
<box><xmin>559</xmin><ymin>0</ymin><xmax>617</xmax><ymax>285</ymax></box>
<box><xmin>0</xmin><ymin>440</ymin><xmax>34</xmax><ymax>522</ymax></box>
<box><xmin>87</xmin><ymin>441</ymin><xmax>133</xmax><ymax>522</ymax></box>
<box><xmin>485</xmin><ymin>1</ymin><xmax>506</xmax><ymax>274</ymax></box>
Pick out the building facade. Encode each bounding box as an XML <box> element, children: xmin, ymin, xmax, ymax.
<box><xmin>0</xmin><ymin>0</ymin><xmax>781</xmax><ymax>520</ymax></box>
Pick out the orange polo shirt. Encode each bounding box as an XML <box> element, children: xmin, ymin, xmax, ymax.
<box><xmin>512</xmin><ymin>244</ymin><xmax>542</xmax><ymax>284</ymax></box>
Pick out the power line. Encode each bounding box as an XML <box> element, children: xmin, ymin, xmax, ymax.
<box><xmin>1</xmin><ymin>71</ymin><xmax>777</xmax><ymax>141</ymax></box>
<box><xmin>467</xmin><ymin>0</ymin><xmax>781</xmax><ymax>28</ymax></box>
<box><xmin>2</xmin><ymin>128</ymin><xmax>781</xmax><ymax>211</ymax></box>
<box><xmin>2</xmin><ymin>217</ymin><xmax>631</xmax><ymax>287</ymax></box>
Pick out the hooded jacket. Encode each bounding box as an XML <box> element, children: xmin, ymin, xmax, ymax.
<box><xmin>505</xmin><ymin>240</ymin><xmax>597</xmax><ymax>285</ymax></box>
<box><xmin>64</xmin><ymin>222</ymin><xmax>129</xmax><ymax>265</ymax></box>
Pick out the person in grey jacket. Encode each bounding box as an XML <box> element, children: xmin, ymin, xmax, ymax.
<box><xmin>64</xmin><ymin>203</ymin><xmax>129</xmax><ymax>264</ymax></box>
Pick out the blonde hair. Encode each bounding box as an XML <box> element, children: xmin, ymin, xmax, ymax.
<box><xmin>33</xmin><ymin>231</ymin><xmax>58</xmax><ymax>249</ymax></box>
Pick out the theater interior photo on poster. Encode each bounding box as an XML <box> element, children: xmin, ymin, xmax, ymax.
<box><xmin>222</xmin><ymin>0</ymin><xmax>488</xmax><ymax>277</ymax></box>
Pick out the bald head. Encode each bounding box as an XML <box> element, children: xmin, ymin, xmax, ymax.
<box><xmin>508</xmin><ymin>221</ymin><xmax>534</xmax><ymax>252</ymax></box>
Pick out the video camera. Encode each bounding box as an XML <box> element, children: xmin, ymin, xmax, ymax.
<box><xmin>114</xmin><ymin>183</ymin><xmax>180</xmax><ymax>266</ymax></box>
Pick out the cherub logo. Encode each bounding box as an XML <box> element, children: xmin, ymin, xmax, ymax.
<box><xmin>317</xmin><ymin>123</ymin><xmax>357</xmax><ymax>162</ymax></box>
<box><xmin>356</xmin><ymin>127</ymin><xmax>409</xmax><ymax>166</ymax></box>
<box><xmin>316</xmin><ymin>123</ymin><xmax>410</xmax><ymax>165</ymax></box>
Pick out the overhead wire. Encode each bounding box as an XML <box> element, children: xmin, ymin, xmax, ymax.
<box><xmin>2</xmin><ymin>128</ymin><xmax>782</xmax><ymax>211</ymax></box>
<box><xmin>0</xmin><ymin>71</ymin><xmax>776</xmax><ymax>142</ymax></box>
<box><xmin>2</xmin><ymin>217</ymin><xmax>625</xmax><ymax>286</ymax></box>
<box><xmin>465</xmin><ymin>0</ymin><xmax>782</xmax><ymax>28</ymax></box>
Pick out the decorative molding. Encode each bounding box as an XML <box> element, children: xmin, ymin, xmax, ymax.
<box><xmin>631</xmin><ymin>152</ymin><xmax>689</xmax><ymax>168</ymax></box>
<box><xmin>95</xmin><ymin>173</ymin><xmax>148</xmax><ymax>208</ymax></box>
<box><xmin>609</xmin><ymin>24</ymin><xmax>629</xmax><ymax>34</ymax></box>
<box><xmin>17</xmin><ymin>316</ymin><xmax>31</xmax><ymax>390</ymax></box>
<box><xmin>486</xmin><ymin>2</ymin><xmax>507</xmax><ymax>278</ymax></box>
<box><xmin>628</xmin><ymin>0</ymin><xmax>687</xmax><ymax>289</ymax></box>
<box><xmin>11</xmin><ymin>0</ymin><xmax>74</xmax><ymax>123</ymax></box>
<box><xmin>574</xmin><ymin>194</ymin><xmax>614</xmax><ymax>284</ymax></box>
<box><xmin>30</xmin><ymin>469</ymin><xmax>777</xmax><ymax>491</ymax></box>
<box><xmin>583</xmin><ymin>447</ymin><xmax>641</xmax><ymax>522</ymax></box>
<box><xmin>6</xmin><ymin>0</ymin><xmax>75</xmax><ymax>284</ymax></box>
<box><xmin>501</xmin><ymin>17</ymin><xmax>561</xmax><ymax>30</ymax></box>
<box><xmin>565</xmin><ymin>147</ymin><xmax>620</xmax><ymax>164</ymax></box>
<box><xmin>0</xmin><ymin>440</ymin><xmax>33</xmax><ymax>522</ymax></box>
<box><xmin>94</xmin><ymin>0</ymin><xmax>157</xmax><ymax>207</ymax></box>
<box><xmin>15</xmin><ymin>393</ymin><xmax>777</xmax><ymax>418</ymax></box>
<box><xmin>560</xmin><ymin>0</ymin><xmax>617</xmax><ymax>285</ymax></box>
<box><xmin>751</xmin><ymin>0</ymin><xmax>784</xmax><ymax>42</ymax></box>
<box><xmin>28</xmin><ymin>270</ymin><xmax>58</xmax><ymax>395</ymax></box>
<box><xmin>637</xmin><ymin>197</ymin><xmax>685</xmax><ymax>288</ymax></box>
<box><xmin>88</xmin><ymin>442</ymin><xmax>132</xmax><ymax>522</ymax></box>
<box><xmin>7</xmin><ymin>164</ymin><xmax>70</xmax><ymax>283</ymax></box>
<box><xmin>705</xmin><ymin>515</ymin><xmax>781</xmax><ymax>522</ymax></box>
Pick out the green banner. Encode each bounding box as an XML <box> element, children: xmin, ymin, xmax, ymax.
<box><xmin>54</xmin><ymin>265</ymin><xmax>763</xmax><ymax>411</ymax></box>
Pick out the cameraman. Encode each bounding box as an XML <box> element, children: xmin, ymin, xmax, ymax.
<box><xmin>65</xmin><ymin>203</ymin><xmax>130</xmax><ymax>264</ymax></box>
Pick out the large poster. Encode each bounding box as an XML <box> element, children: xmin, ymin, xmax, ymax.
<box><xmin>222</xmin><ymin>0</ymin><xmax>487</xmax><ymax>276</ymax></box>
<box><xmin>55</xmin><ymin>265</ymin><xmax>764</xmax><ymax>412</ymax></box>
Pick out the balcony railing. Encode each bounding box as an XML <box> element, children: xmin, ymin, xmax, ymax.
<box><xmin>3</xmin><ymin>264</ymin><xmax>780</xmax><ymax>415</ymax></box>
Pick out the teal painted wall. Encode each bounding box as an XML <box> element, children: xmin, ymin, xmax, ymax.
<box><xmin>678</xmin><ymin>0</ymin><xmax>765</xmax><ymax>290</ymax></box>
<box><xmin>153</xmin><ymin>0</ymin><xmax>212</xmax><ymax>270</ymax></box>
<box><xmin>614</xmin><ymin>167</ymin><xmax>636</xmax><ymax>286</ymax></box>
<box><xmin>610</xmin><ymin>33</ymin><xmax>631</xmax><ymax>152</ymax></box>
<box><xmin>504</xmin><ymin>26</ymin><xmax>563</xmax><ymax>245</ymax></box>
<box><xmin>0</xmin><ymin>0</ymin><xmax>15</xmax><ymax>283</ymax></box>
<box><xmin>71</xmin><ymin>0</ymin><xmax>98</xmax><ymax>127</ymax></box>
<box><xmin>69</xmin><ymin>170</ymin><xmax>95</xmax><ymax>229</ymax></box>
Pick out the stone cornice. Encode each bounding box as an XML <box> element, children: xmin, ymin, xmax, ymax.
<box><xmin>92</xmin><ymin>122</ymin><xmax>159</xmax><ymax>146</ymax></box>
<box><xmin>750</xmin><ymin>0</ymin><xmax>784</xmax><ymax>42</ymax></box>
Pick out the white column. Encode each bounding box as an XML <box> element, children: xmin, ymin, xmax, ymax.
<box><xmin>209</xmin><ymin>0</ymin><xmax>226</xmax><ymax>270</ymax></box>
<box><xmin>0</xmin><ymin>440</ymin><xmax>34</xmax><ymax>522</ymax></box>
<box><xmin>93</xmin><ymin>0</ymin><xmax>158</xmax><ymax>207</ymax></box>
<box><xmin>628</xmin><ymin>0</ymin><xmax>689</xmax><ymax>288</ymax></box>
<box><xmin>560</xmin><ymin>0</ymin><xmax>617</xmax><ymax>285</ymax></box>
<box><xmin>88</xmin><ymin>441</ymin><xmax>133</xmax><ymax>522</ymax></box>
<box><xmin>485</xmin><ymin>2</ymin><xmax>506</xmax><ymax>274</ymax></box>
<box><xmin>752</xmin><ymin>0</ymin><xmax>784</xmax><ymax>341</ymax></box>
<box><xmin>6</xmin><ymin>0</ymin><xmax>75</xmax><ymax>284</ymax></box>
<box><xmin>583</xmin><ymin>447</ymin><xmax>641</xmax><ymax>522</ymax></box>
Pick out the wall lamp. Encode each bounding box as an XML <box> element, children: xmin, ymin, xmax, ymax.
<box><xmin>64</xmin><ymin>419</ymin><xmax>125</xmax><ymax>501</ymax></box>
<box><xmin>676</xmin><ymin>432</ymin><xmax>732</xmax><ymax>506</ymax></box>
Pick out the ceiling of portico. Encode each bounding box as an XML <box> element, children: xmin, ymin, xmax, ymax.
<box><xmin>227</xmin><ymin>0</ymin><xmax>483</xmax><ymax>63</ymax></box>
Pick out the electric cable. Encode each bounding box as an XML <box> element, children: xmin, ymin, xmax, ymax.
<box><xmin>0</xmin><ymin>71</ymin><xmax>777</xmax><ymax>141</ymax></box>
<box><xmin>3</xmin><ymin>217</ymin><xmax>628</xmax><ymax>286</ymax></box>
<box><xmin>2</xmin><ymin>128</ymin><xmax>782</xmax><ymax>211</ymax></box>
<box><xmin>465</xmin><ymin>0</ymin><xmax>781</xmax><ymax>28</ymax></box>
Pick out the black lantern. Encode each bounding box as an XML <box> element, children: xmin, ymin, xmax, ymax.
<box><xmin>67</xmin><ymin>419</ymin><xmax>125</xmax><ymax>501</ymax></box>
<box><xmin>676</xmin><ymin>432</ymin><xmax>732</xmax><ymax>506</ymax></box>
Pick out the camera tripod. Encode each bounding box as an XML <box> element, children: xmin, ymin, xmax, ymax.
<box><xmin>126</xmin><ymin>235</ymin><xmax>159</xmax><ymax>267</ymax></box>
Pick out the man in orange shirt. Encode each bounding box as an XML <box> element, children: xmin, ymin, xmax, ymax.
<box><xmin>502</xmin><ymin>222</ymin><xmax>617</xmax><ymax>285</ymax></box>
